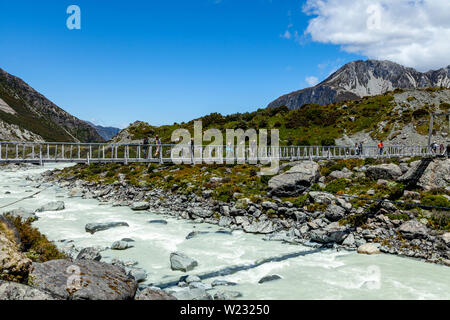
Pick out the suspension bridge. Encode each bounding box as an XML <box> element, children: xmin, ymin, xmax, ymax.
<box><xmin>0</xmin><ymin>141</ymin><xmax>447</xmax><ymax>165</ymax></box>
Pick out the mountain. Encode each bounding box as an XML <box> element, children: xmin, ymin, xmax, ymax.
<box><xmin>268</xmin><ymin>60</ymin><xmax>450</xmax><ymax>110</ymax></box>
<box><xmin>0</xmin><ymin>68</ymin><xmax>104</xmax><ymax>142</ymax></box>
<box><xmin>86</xmin><ymin>122</ymin><xmax>120</xmax><ymax>141</ymax></box>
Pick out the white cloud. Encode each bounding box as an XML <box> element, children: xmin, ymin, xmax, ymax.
<box><xmin>305</xmin><ymin>76</ymin><xmax>319</xmax><ymax>86</ymax></box>
<box><xmin>303</xmin><ymin>0</ymin><xmax>450</xmax><ymax>71</ymax></box>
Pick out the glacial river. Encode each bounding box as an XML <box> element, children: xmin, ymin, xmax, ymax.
<box><xmin>1</xmin><ymin>163</ymin><xmax>449</xmax><ymax>300</ymax></box>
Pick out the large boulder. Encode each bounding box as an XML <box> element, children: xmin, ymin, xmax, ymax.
<box><xmin>28</xmin><ymin>259</ymin><xmax>137</xmax><ymax>300</ymax></box>
<box><xmin>170</xmin><ymin>252</ymin><xmax>198</xmax><ymax>272</ymax></box>
<box><xmin>325</xmin><ymin>204</ymin><xmax>347</xmax><ymax>222</ymax></box>
<box><xmin>366</xmin><ymin>164</ymin><xmax>402</xmax><ymax>180</ymax></box>
<box><xmin>268</xmin><ymin>161</ymin><xmax>320</xmax><ymax>197</ymax></box>
<box><xmin>36</xmin><ymin>201</ymin><xmax>65</xmax><ymax>212</ymax></box>
<box><xmin>135</xmin><ymin>287</ymin><xmax>177</xmax><ymax>300</ymax></box>
<box><xmin>0</xmin><ymin>281</ymin><xmax>58</xmax><ymax>300</ymax></box>
<box><xmin>398</xmin><ymin>220</ymin><xmax>429</xmax><ymax>240</ymax></box>
<box><xmin>85</xmin><ymin>222</ymin><xmax>129</xmax><ymax>234</ymax></box>
<box><xmin>399</xmin><ymin>159</ymin><xmax>450</xmax><ymax>191</ymax></box>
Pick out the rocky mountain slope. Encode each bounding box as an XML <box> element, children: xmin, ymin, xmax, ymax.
<box><xmin>0</xmin><ymin>68</ymin><xmax>104</xmax><ymax>142</ymax></box>
<box><xmin>86</xmin><ymin>122</ymin><xmax>120</xmax><ymax>141</ymax></box>
<box><xmin>268</xmin><ymin>60</ymin><xmax>450</xmax><ymax>110</ymax></box>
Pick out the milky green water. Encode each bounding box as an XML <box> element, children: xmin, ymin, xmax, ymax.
<box><xmin>1</xmin><ymin>163</ymin><xmax>449</xmax><ymax>300</ymax></box>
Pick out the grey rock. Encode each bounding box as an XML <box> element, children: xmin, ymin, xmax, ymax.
<box><xmin>128</xmin><ymin>268</ymin><xmax>147</xmax><ymax>282</ymax></box>
<box><xmin>258</xmin><ymin>275</ymin><xmax>282</xmax><ymax>284</ymax></box>
<box><xmin>36</xmin><ymin>201</ymin><xmax>65</xmax><ymax>212</ymax></box>
<box><xmin>131</xmin><ymin>202</ymin><xmax>150</xmax><ymax>211</ymax></box>
<box><xmin>0</xmin><ymin>280</ymin><xmax>58</xmax><ymax>300</ymax></box>
<box><xmin>218</xmin><ymin>216</ymin><xmax>233</xmax><ymax>228</ymax></box>
<box><xmin>76</xmin><ymin>247</ymin><xmax>102</xmax><ymax>261</ymax></box>
<box><xmin>135</xmin><ymin>287</ymin><xmax>177</xmax><ymax>300</ymax></box>
<box><xmin>268</xmin><ymin>161</ymin><xmax>320</xmax><ymax>197</ymax></box>
<box><xmin>189</xmin><ymin>282</ymin><xmax>212</xmax><ymax>291</ymax></box>
<box><xmin>214</xmin><ymin>290</ymin><xmax>243</xmax><ymax>300</ymax></box>
<box><xmin>172</xmin><ymin>288</ymin><xmax>213</xmax><ymax>300</ymax></box>
<box><xmin>111</xmin><ymin>241</ymin><xmax>134</xmax><ymax>250</ymax></box>
<box><xmin>366</xmin><ymin>164</ymin><xmax>402</xmax><ymax>180</ymax></box>
<box><xmin>325</xmin><ymin>204</ymin><xmax>347</xmax><ymax>222</ymax></box>
<box><xmin>211</xmin><ymin>280</ymin><xmax>237</xmax><ymax>287</ymax></box>
<box><xmin>85</xmin><ymin>222</ymin><xmax>129</xmax><ymax>234</ymax></box>
<box><xmin>243</xmin><ymin>220</ymin><xmax>280</xmax><ymax>234</ymax></box>
<box><xmin>170</xmin><ymin>252</ymin><xmax>198</xmax><ymax>272</ymax></box>
<box><xmin>28</xmin><ymin>259</ymin><xmax>137</xmax><ymax>300</ymax></box>
<box><xmin>185</xmin><ymin>275</ymin><xmax>201</xmax><ymax>284</ymax></box>
<box><xmin>398</xmin><ymin>220</ymin><xmax>429</xmax><ymax>240</ymax></box>
<box><xmin>342</xmin><ymin>233</ymin><xmax>356</xmax><ymax>247</ymax></box>
<box><xmin>148</xmin><ymin>219</ymin><xmax>168</xmax><ymax>225</ymax></box>
<box><xmin>186</xmin><ymin>231</ymin><xmax>209</xmax><ymax>240</ymax></box>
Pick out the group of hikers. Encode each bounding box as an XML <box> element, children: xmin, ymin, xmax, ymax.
<box><xmin>141</xmin><ymin>136</ymin><xmax>196</xmax><ymax>159</ymax></box>
<box><xmin>430</xmin><ymin>141</ymin><xmax>447</xmax><ymax>155</ymax></box>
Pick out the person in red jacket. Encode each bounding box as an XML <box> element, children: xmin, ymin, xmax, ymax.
<box><xmin>377</xmin><ymin>141</ymin><xmax>384</xmax><ymax>156</ymax></box>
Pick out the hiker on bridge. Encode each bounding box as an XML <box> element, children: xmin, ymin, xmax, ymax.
<box><xmin>358</xmin><ymin>142</ymin><xmax>363</xmax><ymax>156</ymax></box>
<box><xmin>190</xmin><ymin>138</ymin><xmax>195</xmax><ymax>163</ymax></box>
<box><xmin>155</xmin><ymin>135</ymin><xmax>162</xmax><ymax>158</ymax></box>
<box><xmin>377</xmin><ymin>140</ymin><xmax>384</xmax><ymax>156</ymax></box>
<box><xmin>431</xmin><ymin>141</ymin><xmax>438</xmax><ymax>154</ymax></box>
<box><xmin>143</xmin><ymin>136</ymin><xmax>150</xmax><ymax>159</ymax></box>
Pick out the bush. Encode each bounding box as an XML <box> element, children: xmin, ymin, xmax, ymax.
<box><xmin>293</xmin><ymin>194</ymin><xmax>309</xmax><ymax>208</ymax></box>
<box><xmin>422</xmin><ymin>195</ymin><xmax>450</xmax><ymax>209</ymax></box>
<box><xmin>8</xmin><ymin>216</ymin><xmax>66</xmax><ymax>262</ymax></box>
<box><xmin>324</xmin><ymin>178</ymin><xmax>351</xmax><ymax>194</ymax></box>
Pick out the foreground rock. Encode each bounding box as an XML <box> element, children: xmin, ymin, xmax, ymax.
<box><xmin>268</xmin><ymin>161</ymin><xmax>320</xmax><ymax>197</ymax></box>
<box><xmin>214</xmin><ymin>290</ymin><xmax>243</xmax><ymax>300</ymax></box>
<box><xmin>357</xmin><ymin>243</ymin><xmax>380</xmax><ymax>255</ymax></box>
<box><xmin>0</xmin><ymin>280</ymin><xmax>58</xmax><ymax>300</ymax></box>
<box><xmin>36</xmin><ymin>201</ymin><xmax>65</xmax><ymax>212</ymax></box>
<box><xmin>170</xmin><ymin>252</ymin><xmax>198</xmax><ymax>272</ymax></box>
<box><xmin>29</xmin><ymin>259</ymin><xmax>137</xmax><ymax>300</ymax></box>
<box><xmin>172</xmin><ymin>287</ymin><xmax>212</xmax><ymax>300</ymax></box>
<box><xmin>85</xmin><ymin>222</ymin><xmax>129</xmax><ymax>234</ymax></box>
<box><xmin>135</xmin><ymin>287</ymin><xmax>177</xmax><ymax>300</ymax></box>
<box><xmin>399</xmin><ymin>159</ymin><xmax>450</xmax><ymax>190</ymax></box>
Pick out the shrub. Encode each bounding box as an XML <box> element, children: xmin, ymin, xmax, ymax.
<box><xmin>8</xmin><ymin>216</ymin><xmax>66</xmax><ymax>262</ymax></box>
<box><xmin>421</xmin><ymin>195</ymin><xmax>450</xmax><ymax>209</ymax></box>
<box><xmin>293</xmin><ymin>194</ymin><xmax>309</xmax><ymax>208</ymax></box>
<box><xmin>324</xmin><ymin>178</ymin><xmax>351</xmax><ymax>194</ymax></box>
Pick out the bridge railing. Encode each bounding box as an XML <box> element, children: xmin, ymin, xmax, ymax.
<box><xmin>0</xmin><ymin>141</ymin><xmax>435</xmax><ymax>164</ymax></box>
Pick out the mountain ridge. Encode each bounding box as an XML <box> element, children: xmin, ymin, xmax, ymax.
<box><xmin>0</xmin><ymin>68</ymin><xmax>104</xmax><ymax>142</ymax></box>
<box><xmin>268</xmin><ymin>60</ymin><xmax>450</xmax><ymax>110</ymax></box>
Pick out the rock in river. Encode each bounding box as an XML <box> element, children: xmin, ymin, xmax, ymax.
<box><xmin>28</xmin><ymin>259</ymin><xmax>138</xmax><ymax>300</ymax></box>
<box><xmin>111</xmin><ymin>240</ymin><xmax>134</xmax><ymax>250</ymax></box>
<box><xmin>357</xmin><ymin>243</ymin><xmax>380</xmax><ymax>255</ymax></box>
<box><xmin>36</xmin><ymin>201</ymin><xmax>65</xmax><ymax>212</ymax></box>
<box><xmin>170</xmin><ymin>252</ymin><xmax>198</xmax><ymax>272</ymax></box>
<box><xmin>3</xmin><ymin>207</ymin><xmax>37</xmax><ymax>222</ymax></box>
<box><xmin>85</xmin><ymin>222</ymin><xmax>129</xmax><ymax>234</ymax></box>
<box><xmin>258</xmin><ymin>275</ymin><xmax>282</xmax><ymax>284</ymax></box>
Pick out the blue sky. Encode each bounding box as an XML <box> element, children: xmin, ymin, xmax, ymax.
<box><xmin>0</xmin><ymin>0</ymin><xmax>364</xmax><ymax>128</ymax></box>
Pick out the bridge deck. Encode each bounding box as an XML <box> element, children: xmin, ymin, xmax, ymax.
<box><xmin>0</xmin><ymin>142</ymin><xmax>445</xmax><ymax>165</ymax></box>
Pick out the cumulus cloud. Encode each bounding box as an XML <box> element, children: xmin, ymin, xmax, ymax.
<box><xmin>303</xmin><ymin>0</ymin><xmax>450</xmax><ymax>71</ymax></box>
<box><xmin>305</xmin><ymin>76</ymin><xmax>319</xmax><ymax>86</ymax></box>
